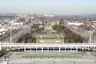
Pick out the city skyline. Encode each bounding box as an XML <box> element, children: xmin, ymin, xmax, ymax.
<box><xmin>0</xmin><ymin>0</ymin><xmax>96</xmax><ymax>15</ymax></box>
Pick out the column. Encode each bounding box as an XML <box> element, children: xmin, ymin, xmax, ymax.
<box><xmin>76</xmin><ymin>47</ymin><xmax>78</xmax><ymax>51</ymax></box>
<box><xmin>95</xmin><ymin>47</ymin><xmax>96</xmax><ymax>51</ymax></box>
<box><xmin>30</xmin><ymin>48</ymin><xmax>31</xmax><ymax>52</ymax></box>
<box><xmin>93</xmin><ymin>47</ymin><xmax>95</xmax><ymax>51</ymax></box>
<box><xmin>88</xmin><ymin>47</ymin><xmax>90</xmax><ymax>51</ymax></box>
<box><xmin>0</xmin><ymin>43</ymin><xmax>2</xmax><ymax>51</ymax></box>
<box><xmin>24</xmin><ymin>47</ymin><xmax>26</xmax><ymax>52</ymax></box>
<box><xmin>82</xmin><ymin>47</ymin><xmax>84</xmax><ymax>51</ymax></box>
<box><xmin>42</xmin><ymin>47</ymin><xmax>43</xmax><ymax>52</ymax></box>
<box><xmin>65</xmin><ymin>47</ymin><xmax>66</xmax><ymax>51</ymax></box>
<box><xmin>59</xmin><ymin>47</ymin><xmax>60</xmax><ymax>52</ymax></box>
<box><xmin>36</xmin><ymin>47</ymin><xmax>37</xmax><ymax>51</ymax></box>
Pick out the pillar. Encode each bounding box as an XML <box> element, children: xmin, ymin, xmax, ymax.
<box><xmin>30</xmin><ymin>48</ymin><xmax>31</xmax><ymax>52</ymax></box>
<box><xmin>24</xmin><ymin>47</ymin><xmax>26</xmax><ymax>52</ymax></box>
<box><xmin>93</xmin><ymin>47</ymin><xmax>95</xmax><ymax>51</ymax></box>
<box><xmin>36</xmin><ymin>47</ymin><xmax>37</xmax><ymax>51</ymax></box>
<box><xmin>76</xmin><ymin>47</ymin><xmax>78</xmax><ymax>51</ymax></box>
<box><xmin>59</xmin><ymin>47</ymin><xmax>60</xmax><ymax>52</ymax></box>
<box><xmin>82</xmin><ymin>47</ymin><xmax>84</xmax><ymax>51</ymax></box>
<box><xmin>70</xmin><ymin>47</ymin><xmax>72</xmax><ymax>51</ymax></box>
<box><xmin>88</xmin><ymin>47</ymin><xmax>90</xmax><ymax>51</ymax></box>
<box><xmin>42</xmin><ymin>47</ymin><xmax>43</xmax><ymax>52</ymax></box>
<box><xmin>0</xmin><ymin>44</ymin><xmax>2</xmax><ymax>51</ymax></box>
<box><xmin>0</xmin><ymin>42</ymin><xmax>2</xmax><ymax>51</ymax></box>
<box><xmin>65</xmin><ymin>47</ymin><xmax>66</xmax><ymax>51</ymax></box>
<box><xmin>95</xmin><ymin>47</ymin><xmax>96</xmax><ymax>51</ymax></box>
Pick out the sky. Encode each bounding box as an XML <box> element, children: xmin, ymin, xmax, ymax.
<box><xmin>0</xmin><ymin>0</ymin><xmax>96</xmax><ymax>15</ymax></box>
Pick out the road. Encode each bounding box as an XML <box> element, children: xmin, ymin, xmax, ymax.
<box><xmin>1</xmin><ymin>25</ymin><xmax>31</xmax><ymax>43</ymax></box>
<box><xmin>0</xmin><ymin>28</ymin><xmax>21</xmax><ymax>41</ymax></box>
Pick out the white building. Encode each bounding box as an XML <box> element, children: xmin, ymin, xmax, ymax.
<box><xmin>45</xmin><ymin>14</ymin><xmax>54</xmax><ymax>17</ymax></box>
<box><xmin>68</xmin><ymin>22</ymin><xmax>84</xmax><ymax>26</ymax></box>
<box><xmin>34</xmin><ymin>21</ymin><xmax>43</xmax><ymax>24</ymax></box>
<box><xmin>10</xmin><ymin>21</ymin><xmax>24</xmax><ymax>25</ymax></box>
<box><xmin>0</xmin><ymin>28</ymin><xmax>8</xmax><ymax>35</ymax></box>
<box><xmin>0</xmin><ymin>61</ymin><xmax>7</xmax><ymax>64</ymax></box>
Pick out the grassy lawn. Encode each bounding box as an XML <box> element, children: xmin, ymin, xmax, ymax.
<box><xmin>21</xmin><ymin>55</ymin><xmax>83</xmax><ymax>58</ymax></box>
<box><xmin>35</xmin><ymin>34</ymin><xmax>64</xmax><ymax>40</ymax></box>
<box><xmin>37</xmin><ymin>37</ymin><xmax>64</xmax><ymax>40</ymax></box>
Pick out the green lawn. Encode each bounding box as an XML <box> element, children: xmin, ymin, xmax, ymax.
<box><xmin>34</xmin><ymin>34</ymin><xmax>64</xmax><ymax>41</ymax></box>
<box><xmin>21</xmin><ymin>55</ymin><xmax>83</xmax><ymax>58</ymax></box>
<box><xmin>37</xmin><ymin>37</ymin><xmax>64</xmax><ymax>39</ymax></box>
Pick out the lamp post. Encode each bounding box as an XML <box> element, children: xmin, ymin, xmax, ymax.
<box><xmin>30</xmin><ymin>51</ymin><xmax>31</xmax><ymax>64</ymax></box>
<box><xmin>53</xmin><ymin>57</ymin><xmax>56</xmax><ymax>64</ymax></box>
<box><xmin>74</xmin><ymin>58</ymin><xmax>76</xmax><ymax>64</ymax></box>
<box><xmin>5</xmin><ymin>56</ymin><xmax>9</xmax><ymax>64</ymax></box>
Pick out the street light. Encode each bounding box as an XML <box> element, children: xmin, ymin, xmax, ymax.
<box><xmin>73</xmin><ymin>56</ymin><xmax>76</xmax><ymax>64</ymax></box>
<box><xmin>74</xmin><ymin>58</ymin><xmax>76</xmax><ymax>64</ymax></box>
<box><xmin>30</xmin><ymin>51</ymin><xmax>32</xmax><ymax>64</ymax></box>
<box><xmin>53</xmin><ymin>57</ymin><xmax>56</xmax><ymax>64</ymax></box>
<box><xmin>4</xmin><ymin>56</ymin><xmax>9</xmax><ymax>64</ymax></box>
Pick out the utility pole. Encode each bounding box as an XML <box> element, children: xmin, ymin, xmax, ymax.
<box><xmin>89</xmin><ymin>28</ymin><xmax>93</xmax><ymax>43</ymax></box>
<box><xmin>10</xmin><ymin>27</ymin><xmax>12</xmax><ymax>43</ymax></box>
<box><xmin>89</xmin><ymin>30</ymin><xmax>92</xmax><ymax>43</ymax></box>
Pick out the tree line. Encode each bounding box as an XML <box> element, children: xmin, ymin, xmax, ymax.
<box><xmin>53</xmin><ymin>25</ymin><xmax>84</xmax><ymax>43</ymax></box>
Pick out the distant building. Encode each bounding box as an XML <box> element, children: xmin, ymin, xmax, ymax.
<box><xmin>45</xmin><ymin>14</ymin><xmax>54</xmax><ymax>17</ymax></box>
<box><xmin>48</xmin><ymin>20</ymin><xmax>59</xmax><ymax>26</ymax></box>
<box><xmin>34</xmin><ymin>21</ymin><xmax>43</xmax><ymax>24</ymax></box>
<box><xmin>67</xmin><ymin>22</ymin><xmax>84</xmax><ymax>26</ymax></box>
<box><xmin>93</xmin><ymin>21</ymin><xmax>96</xmax><ymax>26</ymax></box>
<box><xmin>0</xmin><ymin>28</ymin><xmax>8</xmax><ymax>35</ymax></box>
<box><xmin>11</xmin><ymin>22</ymin><xmax>23</xmax><ymax>26</ymax></box>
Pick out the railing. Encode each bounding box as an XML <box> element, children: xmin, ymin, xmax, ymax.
<box><xmin>0</xmin><ymin>43</ymin><xmax>96</xmax><ymax>51</ymax></box>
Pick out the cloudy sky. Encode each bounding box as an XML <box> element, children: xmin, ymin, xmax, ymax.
<box><xmin>0</xmin><ymin>0</ymin><xmax>96</xmax><ymax>15</ymax></box>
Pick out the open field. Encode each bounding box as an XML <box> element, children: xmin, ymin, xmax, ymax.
<box><xmin>6</xmin><ymin>51</ymin><xmax>96</xmax><ymax>64</ymax></box>
<box><xmin>21</xmin><ymin>55</ymin><xmax>82</xmax><ymax>58</ymax></box>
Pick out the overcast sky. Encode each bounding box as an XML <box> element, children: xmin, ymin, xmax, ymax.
<box><xmin>0</xmin><ymin>0</ymin><xmax>96</xmax><ymax>15</ymax></box>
